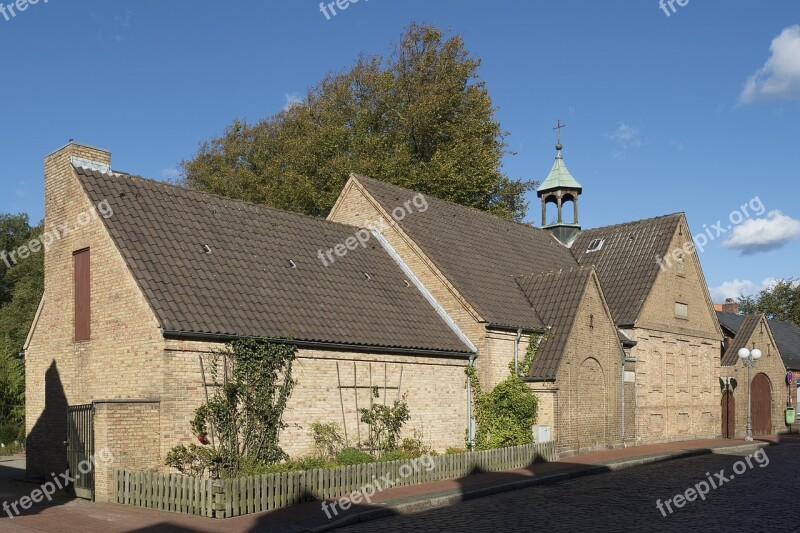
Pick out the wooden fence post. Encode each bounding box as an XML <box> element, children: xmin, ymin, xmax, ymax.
<box><xmin>212</xmin><ymin>477</ymin><xmax>226</xmax><ymax>519</ymax></box>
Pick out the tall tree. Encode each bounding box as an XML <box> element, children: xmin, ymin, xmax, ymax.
<box><xmin>183</xmin><ymin>23</ymin><xmax>531</xmax><ymax>220</ymax></box>
<box><xmin>0</xmin><ymin>214</ymin><xmax>44</xmax><ymax>427</ymax></box>
<box><xmin>739</xmin><ymin>279</ymin><xmax>800</xmax><ymax>326</ymax></box>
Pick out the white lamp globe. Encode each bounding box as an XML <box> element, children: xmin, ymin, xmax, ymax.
<box><xmin>752</xmin><ymin>349</ymin><xmax>762</xmax><ymax>360</ymax></box>
<box><xmin>738</xmin><ymin>348</ymin><xmax>750</xmax><ymax>359</ymax></box>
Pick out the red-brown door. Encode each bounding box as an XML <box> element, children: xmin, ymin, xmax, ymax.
<box><xmin>752</xmin><ymin>373</ymin><xmax>772</xmax><ymax>436</ymax></box>
<box><xmin>722</xmin><ymin>391</ymin><xmax>735</xmax><ymax>438</ymax></box>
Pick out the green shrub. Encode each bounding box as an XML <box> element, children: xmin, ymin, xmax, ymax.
<box><xmin>359</xmin><ymin>393</ymin><xmax>410</xmax><ymax>454</ymax></box>
<box><xmin>165</xmin><ymin>444</ymin><xmax>214</xmax><ymax>477</ymax></box>
<box><xmin>0</xmin><ymin>442</ymin><xmax>22</xmax><ymax>456</ymax></box>
<box><xmin>310</xmin><ymin>422</ymin><xmax>345</xmax><ymax>461</ymax></box>
<box><xmin>336</xmin><ymin>447</ymin><xmax>375</xmax><ymax>465</ymax></box>
<box><xmin>400</xmin><ymin>437</ymin><xmax>433</xmax><ymax>458</ymax></box>
<box><xmin>466</xmin><ymin>366</ymin><xmax>538</xmax><ymax>451</ymax></box>
<box><xmin>378</xmin><ymin>450</ymin><xmax>414</xmax><ymax>462</ymax></box>
<box><xmin>445</xmin><ymin>447</ymin><xmax>466</xmax><ymax>455</ymax></box>
<box><xmin>295</xmin><ymin>456</ymin><xmax>331</xmax><ymax>471</ymax></box>
<box><xmin>0</xmin><ymin>423</ymin><xmax>21</xmax><ymax>445</ymax></box>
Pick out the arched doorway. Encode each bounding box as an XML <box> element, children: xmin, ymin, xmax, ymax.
<box><xmin>577</xmin><ymin>357</ymin><xmax>607</xmax><ymax>450</ymax></box>
<box><xmin>721</xmin><ymin>391</ymin><xmax>735</xmax><ymax>438</ymax></box>
<box><xmin>752</xmin><ymin>373</ymin><xmax>772</xmax><ymax>436</ymax></box>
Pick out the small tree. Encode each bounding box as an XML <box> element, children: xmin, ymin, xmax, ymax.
<box><xmin>166</xmin><ymin>338</ymin><xmax>297</xmax><ymax>477</ymax></box>
<box><xmin>359</xmin><ymin>390</ymin><xmax>410</xmax><ymax>454</ymax></box>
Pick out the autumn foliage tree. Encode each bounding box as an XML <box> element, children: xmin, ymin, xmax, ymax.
<box><xmin>182</xmin><ymin>23</ymin><xmax>532</xmax><ymax>221</ymax></box>
<box><xmin>739</xmin><ymin>279</ymin><xmax>800</xmax><ymax>326</ymax></box>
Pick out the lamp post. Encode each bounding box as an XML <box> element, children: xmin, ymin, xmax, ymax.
<box><xmin>738</xmin><ymin>347</ymin><xmax>762</xmax><ymax>441</ymax></box>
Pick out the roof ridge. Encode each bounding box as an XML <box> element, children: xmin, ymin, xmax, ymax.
<box><xmin>352</xmin><ymin>173</ymin><xmax>549</xmax><ymax>232</ymax></box>
<box><xmin>74</xmin><ymin>165</ymin><xmax>369</xmax><ymax>233</ymax></box>
<box><xmin>581</xmin><ymin>212</ymin><xmax>684</xmax><ymax>233</ymax></box>
<box><xmin>513</xmin><ymin>265</ymin><xmax>594</xmax><ymax>282</ymax></box>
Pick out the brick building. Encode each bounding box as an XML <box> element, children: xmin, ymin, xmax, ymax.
<box><xmin>26</xmin><ymin>140</ymin><xmax>723</xmax><ymax>501</ymax></box>
<box><xmin>718</xmin><ymin>311</ymin><xmax>800</xmax><ymax>438</ymax></box>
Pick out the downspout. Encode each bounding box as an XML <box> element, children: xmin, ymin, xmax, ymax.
<box><xmin>622</xmin><ymin>355</ymin><xmax>637</xmax><ymax>448</ymax></box>
<box><xmin>621</xmin><ymin>357</ymin><xmax>625</xmax><ymax>447</ymax></box>
<box><xmin>467</xmin><ymin>353</ymin><xmax>476</xmax><ymax>450</ymax></box>
<box><xmin>514</xmin><ymin>328</ymin><xmax>523</xmax><ymax>376</ymax></box>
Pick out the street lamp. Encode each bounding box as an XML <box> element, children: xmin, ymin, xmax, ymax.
<box><xmin>738</xmin><ymin>347</ymin><xmax>762</xmax><ymax>441</ymax></box>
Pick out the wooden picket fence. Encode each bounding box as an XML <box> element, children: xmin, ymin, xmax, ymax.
<box><xmin>116</xmin><ymin>440</ymin><xmax>557</xmax><ymax>519</ymax></box>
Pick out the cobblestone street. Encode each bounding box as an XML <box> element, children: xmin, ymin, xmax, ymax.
<box><xmin>339</xmin><ymin>443</ymin><xmax>799</xmax><ymax>532</ymax></box>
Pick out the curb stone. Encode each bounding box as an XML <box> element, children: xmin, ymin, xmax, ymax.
<box><xmin>303</xmin><ymin>441</ymin><xmax>771</xmax><ymax>532</ymax></box>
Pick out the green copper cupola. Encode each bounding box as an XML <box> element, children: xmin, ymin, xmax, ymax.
<box><xmin>537</xmin><ymin>122</ymin><xmax>582</xmax><ymax>245</ymax></box>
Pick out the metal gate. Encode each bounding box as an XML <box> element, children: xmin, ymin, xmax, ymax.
<box><xmin>66</xmin><ymin>404</ymin><xmax>94</xmax><ymax>499</ymax></box>
<box><xmin>752</xmin><ymin>373</ymin><xmax>772</xmax><ymax>437</ymax></box>
<box><xmin>721</xmin><ymin>391</ymin><xmax>735</xmax><ymax>438</ymax></box>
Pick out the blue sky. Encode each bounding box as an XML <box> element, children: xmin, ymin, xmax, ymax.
<box><xmin>1</xmin><ymin>0</ymin><xmax>798</xmax><ymax>301</ymax></box>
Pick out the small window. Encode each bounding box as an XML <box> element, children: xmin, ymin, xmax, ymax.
<box><xmin>587</xmin><ymin>239</ymin><xmax>604</xmax><ymax>252</ymax></box>
<box><xmin>675</xmin><ymin>302</ymin><xmax>688</xmax><ymax>319</ymax></box>
<box><xmin>676</xmin><ymin>253</ymin><xmax>685</xmax><ymax>277</ymax></box>
<box><xmin>74</xmin><ymin>249</ymin><xmax>91</xmax><ymax>341</ymax></box>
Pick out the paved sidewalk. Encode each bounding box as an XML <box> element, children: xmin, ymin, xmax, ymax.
<box><xmin>0</xmin><ymin>437</ymin><xmax>780</xmax><ymax>533</ymax></box>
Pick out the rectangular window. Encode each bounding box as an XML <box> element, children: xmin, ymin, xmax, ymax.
<box><xmin>74</xmin><ymin>248</ymin><xmax>91</xmax><ymax>341</ymax></box>
<box><xmin>675</xmin><ymin>302</ymin><xmax>688</xmax><ymax>319</ymax></box>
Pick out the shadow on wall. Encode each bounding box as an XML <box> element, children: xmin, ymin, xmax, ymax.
<box><xmin>26</xmin><ymin>361</ymin><xmax>71</xmax><ymax>494</ymax></box>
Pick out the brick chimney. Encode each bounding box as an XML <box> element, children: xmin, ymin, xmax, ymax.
<box><xmin>719</xmin><ymin>298</ymin><xmax>740</xmax><ymax>314</ymax></box>
<box><xmin>43</xmin><ymin>141</ymin><xmax>111</xmax><ymax>275</ymax></box>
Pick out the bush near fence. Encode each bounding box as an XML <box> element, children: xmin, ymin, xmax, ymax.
<box><xmin>116</xmin><ymin>440</ymin><xmax>557</xmax><ymax>519</ymax></box>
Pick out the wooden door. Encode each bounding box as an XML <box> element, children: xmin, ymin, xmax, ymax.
<box><xmin>752</xmin><ymin>373</ymin><xmax>772</xmax><ymax>436</ymax></box>
<box><xmin>721</xmin><ymin>391</ymin><xmax>735</xmax><ymax>438</ymax></box>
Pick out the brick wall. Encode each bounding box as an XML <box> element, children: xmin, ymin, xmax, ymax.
<box><xmin>631</xmin><ymin>218</ymin><xmax>722</xmax><ymax>443</ymax></box>
<box><xmin>552</xmin><ymin>273</ymin><xmax>626</xmax><ymax>454</ymax></box>
<box><xmin>327</xmin><ymin>179</ymin><xmax>490</xmax><ymax>380</ymax></box>
<box><xmin>93</xmin><ymin>401</ymin><xmax>161</xmax><ymax>502</ymax></box>
<box><xmin>721</xmin><ymin>316</ymin><xmax>789</xmax><ymax>438</ymax></box>
<box><xmin>162</xmin><ymin>339</ymin><xmax>470</xmax><ymax>459</ymax></box>
<box><xmin>25</xmin><ymin>143</ymin><xmax>166</xmax><ymax>498</ymax></box>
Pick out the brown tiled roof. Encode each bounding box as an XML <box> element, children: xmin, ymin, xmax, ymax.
<box><xmin>74</xmin><ymin>166</ymin><xmax>472</xmax><ymax>355</ymax></box>
<box><xmin>352</xmin><ymin>175</ymin><xmax>579</xmax><ymax>330</ymax></box>
<box><xmin>718</xmin><ymin>311</ymin><xmax>800</xmax><ymax>369</ymax></box>
<box><xmin>515</xmin><ymin>267</ymin><xmax>594</xmax><ymax>379</ymax></box>
<box><xmin>571</xmin><ymin>214</ymin><xmax>683</xmax><ymax>326</ymax></box>
<box><xmin>721</xmin><ymin>314</ymin><xmax>761</xmax><ymax>367</ymax></box>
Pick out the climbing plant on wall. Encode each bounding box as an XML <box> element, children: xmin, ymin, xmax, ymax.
<box><xmin>465</xmin><ymin>334</ymin><xmax>542</xmax><ymax>450</ymax></box>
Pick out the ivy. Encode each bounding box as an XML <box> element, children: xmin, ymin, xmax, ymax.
<box><xmin>466</xmin><ymin>336</ymin><xmax>541</xmax><ymax>450</ymax></box>
<box><xmin>166</xmin><ymin>338</ymin><xmax>297</xmax><ymax>478</ymax></box>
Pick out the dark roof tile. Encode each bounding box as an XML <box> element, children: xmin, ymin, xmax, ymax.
<box><xmin>353</xmin><ymin>175</ymin><xmax>578</xmax><ymax>329</ymax></box>
<box><xmin>75</xmin><ymin>166</ymin><xmax>471</xmax><ymax>355</ymax></box>
<box><xmin>571</xmin><ymin>214</ymin><xmax>683</xmax><ymax>325</ymax></box>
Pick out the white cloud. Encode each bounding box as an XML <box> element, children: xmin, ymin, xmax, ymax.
<box><xmin>161</xmin><ymin>167</ymin><xmax>181</xmax><ymax>182</ymax></box>
<box><xmin>723</xmin><ymin>210</ymin><xmax>800</xmax><ymax>254</ymax></box>
<box><xmin>739</xmin><ymin>25</ymin><xmax>800</xmax><ymax>104</ymax></box>
<box><xmin>283</xmin><ymin>93</ymin><xmax>303</xmax><ymax>111</ymax></box>
<box><xmin>709</xmin><ymin>278</ymin><xmax>777</xmax><ymax>303</ymax></box>
<box><xmin>607</xmin><ymin>122</ymin><xmax>644</xmax><ymax>160</ymax></box>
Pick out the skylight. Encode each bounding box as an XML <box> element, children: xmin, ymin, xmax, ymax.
<box><xmin>587</xmin><ymin>239</ymin><xmax>604</xmax><ymax>252</ymax></box>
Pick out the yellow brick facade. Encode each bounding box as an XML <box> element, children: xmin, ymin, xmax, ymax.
<box><xmin>630</xmin><ymin>219</ymin><xmax>722</xmax><ymax>443</ymax></box>
<box><xmin>721</xmin><ymin>315</ymin><xmax>791</xmax><ymax>438</ymax></box>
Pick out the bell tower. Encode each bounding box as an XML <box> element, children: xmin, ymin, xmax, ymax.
<box><xmin>537</xmin><ymin>121</ymin><xmax>582</xmax><ymax>246</ymax></box>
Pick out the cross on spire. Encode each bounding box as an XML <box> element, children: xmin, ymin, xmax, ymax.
<box><xmin>553</xmin><ymin>120</ymin><xmax>566</xmax><ymax>149</ymax></box>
